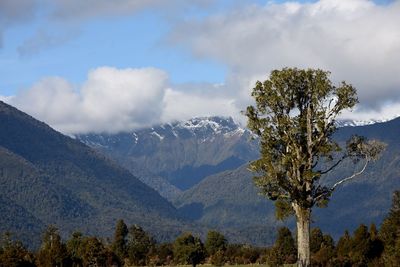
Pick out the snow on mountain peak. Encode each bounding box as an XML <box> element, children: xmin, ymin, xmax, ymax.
<box><xmin>336</xmin><ymin>118</ymin><xmax>390</xmax><ymax>127</ymax></box>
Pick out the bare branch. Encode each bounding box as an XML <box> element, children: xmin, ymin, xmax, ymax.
<box><xmin>330</xmin><ymin>158</ymin><xmax>369</xmax><ymax>191</ymax></box>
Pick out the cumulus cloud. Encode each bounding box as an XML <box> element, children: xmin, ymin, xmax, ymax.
<box><xmin>8</xmin><ymin>67</ymin><xmax>168</xmax><ymax>134</ymax></box>
<box><xmin>162</xmin><ymin>88</ymin><xmax>239</xmax><ymax>123</ymax></box>
<box><xmin>6</xmin><ymin>67</ymin><xmax>238</xmax><ymax>134</ymax></box>
<box><xmin>170</xmin><ymin>0</ymin><xmax>400</xmax><ymax>112</ymax></box>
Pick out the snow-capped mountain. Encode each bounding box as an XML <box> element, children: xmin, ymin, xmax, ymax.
<box><xmin>76</xmin><ymin>116</ymin><xmax>258</xmax><ymax>193</ymax></box>
<box><xmin>336</xmin><ymin>118</ymin><xmax>392</xmax><ymax>127</ymax></box>
<box><xmin>78</xmin><ymin>116</ymin><xmax>247</xmax><ymax>147</ymax></box>
<box><xmin>76</xmin><ymin>115</ymin><xmax>396</xmax><ymax>196</ymax></box>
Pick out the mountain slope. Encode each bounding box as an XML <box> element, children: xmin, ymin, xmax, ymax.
<box><xmin>174</xmin><ymin>117</ymin><xmax>400</xmax><ymax>239</ymax></box>
<box><xmin>77</xmin><ymin>117</ymin><xmax>258</xmax><ymax>192</ymax></box>
<box><xmin>0</xmin><ymin>101</ymin><xmax>188</xmax><ymax>246</ymax></box>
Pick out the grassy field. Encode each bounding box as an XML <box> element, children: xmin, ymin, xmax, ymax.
<box><xmin>166</xmin><ymin>264</ymin><xmax>296</xmax><ymax>267</ymax></box>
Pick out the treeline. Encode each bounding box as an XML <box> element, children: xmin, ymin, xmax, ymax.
<box><xmin>1</xmin><ymin>190</ymin><xmax>400</xmax><ymax>267</ymax></box>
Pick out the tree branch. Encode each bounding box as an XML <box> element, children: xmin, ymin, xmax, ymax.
<box><xmin>330</xmin><ymin>158</ymin><xmax>369</xmax><ymax>192</ymax></box>
<box><xmin>318</xmin><ymin>155</ymin><xmax>347</xmax><ymax>175</ymax></box>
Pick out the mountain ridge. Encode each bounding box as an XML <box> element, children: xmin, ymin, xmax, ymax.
<box><xmin>76</xmin><ymin>116</ymin><xmax>258</xmax><ymax>192</ymax></box>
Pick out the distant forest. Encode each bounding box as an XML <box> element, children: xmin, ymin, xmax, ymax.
<box><xmin>1</xmin><ymin>190</ymin><xmax>399</xmax><ymax>267</ymax></box>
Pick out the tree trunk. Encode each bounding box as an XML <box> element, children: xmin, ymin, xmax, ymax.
<box><xmin>294</xmin><ymin>205</ymin><xmax>311</xmax><ymax>267</ymax></box>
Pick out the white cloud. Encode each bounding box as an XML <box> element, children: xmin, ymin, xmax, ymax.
<box><xmin>340</xmin><ymin>100</ymin><xmax>400</xmax><ymax>122</ymax></box>
<box><xmin>171</xmin><ymin>0</ymin><xmax>400</xmax><ymax>113</ymax></box>
<box><xmin>162</xmin><ymin>88</ymin><xmax>239</xmax><ymax>123</ymax></box>
<box><xmin>5</xmin><ymin>66</ymin><xmax>237</xmax><ymax>134</ymax></box>
<box><xmin>8</xmin><ymin>67</ymin><xmax>168</xmax><ymax>134</ymax></box>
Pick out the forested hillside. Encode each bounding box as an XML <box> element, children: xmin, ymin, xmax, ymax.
<box><xmin>0</xmin><ymin>101</ymin><xmax>190</xmax><ymax>247</ymax></box>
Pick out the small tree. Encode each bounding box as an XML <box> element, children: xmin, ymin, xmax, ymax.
<box><xmin>310</xmin><ymin>228</ymin><xmax>324</xmax><ymax>254</ymax></box>
<box><xmin>173</xmin><ymin>233</ymin><xmax>205</xmax><ymax>267</ymax></box>
<box><xmin>0</xmin><ymin>232</ymin><xmax>35</xmax><ymax>267</ymax></box>
<box><xmin>126</xmin><ymin>224</ymin><xmax>155</xmax><ymax>266</ymax></box>
<box><xmin>205</xmin><ymin>230</ymin><xmax>227</xmax><ymax>266</ymax></box>
<box><xmin>205</xmin><ymin>230</ymin><xmax>227</xmax><ymax>256</ymax></box>
<box><xmin>336</xmin><ymin>230</ymin><xmax>352</xmax><ymax>263</ymax></box>
<box><xmin>80</xmin><ymin>237</ymin><xmax>108</xmax><ymax>267</ymax></box>
<box><xmin>380</xmin><ymin>190</ymin><xmax>400</xmax><ymax>265</ymax></box>
<box><xmin>312</xmin><ymin>233</ymin><xmax>335</xmax><ymax>266</ymax></box>
<box><xmin>36</xmin><ymin>226</ymin><xmax>69</xmax><ymax>267</ymax></box>
<box><xmin>271</xmin><ymin>227</ymin><xmax>297</xmax><ymax>266</ymax></box>
<box><xmin>66</xmin><ymin>232</ymin><xmax>84</xmax><ymax>266</ymax></box>
<box><xmin>245</xmin><ymin>68</ymin><xmax>386</xmax><ymax>266</ymax></box>
<box><xmin>111</xmin><ymin>219</ymin><xmax>128</xmax><ymax>261</ymax></box>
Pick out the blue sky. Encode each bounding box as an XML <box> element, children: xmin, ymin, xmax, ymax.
<box><xmin>1</xmin><ymin>0</ymin><xmax>400</xmax><ymax>133</ymax></box>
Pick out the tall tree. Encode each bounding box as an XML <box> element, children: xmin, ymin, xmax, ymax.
<box><xmin>111</xmin><ymin>219</ymin><xmax>128</xmax><ymax>261</ymax></box>
<box><xmin>380</xmin><ymin>190</ymin><xmax>400</xmax><ymax>265</ymax></box>
<box><xmin>66</xmin><ymin>232</ymin><xmax>84</xmax><ymax>267</ymax></box>
<box><xmin>245</xmin><ymin>68</ymin><xmax>386</xmax><ymax>266</ymax></box>
<box><xmin>36</xmin><ymin>226</ymin><xmax>69</xmax><ymax>267</ymax></box>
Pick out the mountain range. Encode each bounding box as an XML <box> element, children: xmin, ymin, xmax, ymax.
<box><xmin>1</xmin><ymin>100</ymin><xmax>400</xmax><ymax>248</ymax></box>
<box><xmin>76</xmin><ymin>117</ymin><xmax>258</xmax><ymax>194</ymax></box>
<box><xmin>75</xmin><ymin>114</ymin><xmax>400</xmax><ymax>241</ymax></box>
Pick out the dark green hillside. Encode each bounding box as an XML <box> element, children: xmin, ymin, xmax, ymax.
<box><xmin>174</xmin><ymin>165</ymin><xmax>278</xmax><ymax>245</ymax></box>
<box><xmin>0</xmin><ymin>194</ymin><xmax>43</xmax><ymax>247</ymax></box>
<box><xmin>0</xmin><ymin>101</ymin><xmax>189</xmax><ymax>247</ymax></box>
<box><xmin>175</xmin><ymin>165</ymin><xmax>273</xmax><ymax>227</ymax></box>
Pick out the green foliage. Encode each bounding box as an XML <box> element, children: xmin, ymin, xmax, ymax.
<box><xmin>311</xmin><ymin>231</ymin><xmax>336</xmax><ymax>267</ymax></box>
<box><xmin>148</xmin><ymin>243</ymin><xmax>173</xmax><ymax>266</ymax></box>
<box><xmin>111</xmin><ymin>219</ymin><xmax>128</xmax><ymax>261</ymax></box>
<box><xmin>245</xmin><ymin>68</ymin><xmax>386</xmax><ymax>266</ymax></box>
<box><xmin>274</xmin><ymin>199</ymin><xmax>294</xmax><ymax>221</ymax></box>
<box><xmin>36</xmin><ymin>226</ymin><xmax>69</xmax><ymax>267</ymax></box>
<box><xmin>336</xmin><ymin>230</ymin><xmax>352</xmax><ymax>260</ymax></box>
<box><xmin>223</xmin><ymin>244</ymin><xmax>261</xmax><ymax>265</ymax></box>
<box><xmin>126</xmin><ymin>225</ymin><xmax>155</xmax><ymax>266</ymax></box>
<box><xmin>210</xmin><ymin>249</ymin><xmax>226</xmax><ymax>266</ymax></box>
<box><xmin>246</xmin><ymin>68</ymin><xmax>359</xmax><ymax>208</ymax></box>
<box><xmin>2</xmin><ymin>215</ymin><xmax>400</xmax><ymax>267</ymax></box>
<box><xmin>349</xmin><ymin>224</ymin><xmax>373</xmax><ymax>265</ymax></box>
<box><xmin>0</xmin><ymin>100</ymin><xmax>185</xmax><ymax>247</ymax></box>
<box><xmin>205</xmin><ymin>230</ymin><xmax>227</xmax><ymax>256</ymax></box>
<box><xmin>66</xmin><ymin>232</ymin><xmax>84</xmax><ymax>266</ymax></box>
<box><xmin>380</xmin><ymin>190</ymin><xmax>400</xmax><ymax>266</ymax></box>
<box><xmin>80</xmin><ymin>237</ymin><xmax>108</xmax><ymax>267</ymax></box>
<box><xmin>205</xmin><ymin>230</ymin><xmax>228</xmax><ymax>266</ymax></box>
<box><xmin>173</xmin><ymin>233</ymin><xmax>205</xmax><ymax>267</ymax></box>
<box><xmin>0</xmin><ymin>232</ymin><xmax>35</xmax><ymax>267</ymax></box>
<box><xmin>245</xmin><ymin>67</ymin><xmax>385</xmax><ymax>217</ymax></box>
<box><xmin>310</xmin><ymin>228</ymin><xmax>324</xmax><ymax>254</ymax></box>
<box><xmin>266</xmin><ymin>227</ymin><xmax>297</xmax><ymax>266</ymax></box>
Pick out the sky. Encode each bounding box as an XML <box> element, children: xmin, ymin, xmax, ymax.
<box><xmin>1</xmin><ymin>0</ymin><xmax>399</xmax><ymax>134</ymax></box>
